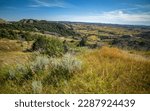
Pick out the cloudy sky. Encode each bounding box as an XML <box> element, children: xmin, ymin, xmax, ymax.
<box><xmin>0</xmin><ymin>0</ymin><xmax>150</xmax><ymax>25</ymax></box>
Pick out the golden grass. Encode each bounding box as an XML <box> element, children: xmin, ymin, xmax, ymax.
<box><xmin>0</xmin><ymin>39</ymin><xmax>32</xmax><ymax>67</ymax></box>
<box><xmin>0</xmin><ymin>39</ymin><xmax>22</xmax><ymax>52</ymax></box>
<box><xmin>0</xmin><ymin>51</ymin><xmax>31</xmax><ymax>67</ymax></box>
<box><xmin>53</xmin><ymin>46</ymin><xmax>150</xmax><ymax>93</ymax></box>
<box><xmin>0</xmin><ymin>39</ymin><xmax>33</xmax><ymax>51</ymax></box>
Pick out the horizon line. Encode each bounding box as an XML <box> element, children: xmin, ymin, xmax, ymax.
<box><xmin>2</xmin><ymin>18</ymin><xmax>149</xmax><ymax>27</ymax></box>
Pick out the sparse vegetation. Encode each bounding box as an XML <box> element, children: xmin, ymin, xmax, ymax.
<box><xmin>0</xmin><ymin>29</ymin><xmax>35</xmax><ymax>41</ymax></box>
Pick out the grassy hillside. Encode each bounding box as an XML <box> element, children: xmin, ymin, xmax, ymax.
<box><xmin>0</xmin><ymin>46</ymin><xmax>149</xmax><ymax>93</ymax></box>
<box><xmin>0</xmin><ymin>20</ymin><xmax>150</xmax><ymax>94</ymax></box>
<box><xmin>74</xmin><ymin>47</ymin><xmax>150</xmax><ymax>93</ymax></box>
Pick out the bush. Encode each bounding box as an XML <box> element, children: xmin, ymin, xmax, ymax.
<box><xmin>30</xmin><ymin>55</ymin><xmax>49</xmax><ymax>73</ymax></box>
<box><xmin>19</xmin><ymin>31</ymin><xmax>35</xmax><ymax>41</ymax></box>
<box><xmin>6</xmin><ymin>55</ymin><xmax>49</xmax><ymax>83</ymax></box>
<box><xmin>32</xmin><ymin>37</ymin><xmax>64</xmax><ymax>57</ymax></box>
<box><xmin>45</xmin><ymin>53</ymin><xmax>82</xmax><ymax>85</ymax></box>
<box><xmin>50</xmin><ymin>53</ymin><xmax>82</xmax><ymax>74</ymax></box>
<box><xmin>8</xmin><ymin>64</ymin><xmax>33</xmax><ymax>81</ymax></box>
<box><xmin>5</xmin><ymin>53</ymin><xmax>82</xmax><ymax>87</ymax></box>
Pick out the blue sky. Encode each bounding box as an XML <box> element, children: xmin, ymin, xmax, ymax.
<box><xmin>0</xmin><ymin>0</ymin><xmax>150</xmax><ymax>25</ymax></box>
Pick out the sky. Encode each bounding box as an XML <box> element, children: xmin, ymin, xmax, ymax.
<box><xmin>0</xmin><ymin>0</ymin><xmax>150</xmax><ymax>25</ymax></box>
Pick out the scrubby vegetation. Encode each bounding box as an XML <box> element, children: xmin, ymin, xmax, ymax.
<box><xmin>0</xmin><ymin>53</ymin><xmax>82</xmax><ymax>93</ymax></box>
<box><xmin>0</xmin><ymin>19</ymin><xmax>150</xmax><ymax>94</ymax></box>
<box><xmin>32</xmin><ymin>37</ymin><xmax>64</xmax><ymax>57</ymax></box>
<box><xmin>0</xmin><ymin>29</ymin><xmax>35</xmax><ymax>41</ymax></box>
<box><xmin>0</xmin><ymin>19</ymin><xmax>79</xmax><ymax>36</ymax></box>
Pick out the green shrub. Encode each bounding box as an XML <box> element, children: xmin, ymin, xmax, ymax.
<box><xmin>55</xmin><ymin>53</ymin><xmax>82</xmax><ymax>73</ymax></box>
<box><xmin>4</xmin><ymin>53</ymin><xmax>82</xmax><ymax>87</ymax></box>
<box><xmin>8</xmin><ymin>64</ymin><xmax>33</xmax><ymax>81</ymax></box>
<box><xmin>32</xmin><ymin>37</ymin><xmax>64</xmax><ymax>57</ymax></box>
<box><xmin>45</xmin><ymin>53</ymin><xmax>82</xmax><ymax>85</ymax></box>
<box><xmin>30</xmin><ymin>55</ymin><xmax>49</xmax><ymax>73</ymax></box>
<box><xmin>5</xmin><ymin>55</ymin><xmax>49</xmax><ymax>82</ymax></box>
<box><xmin>19</xmin><ymin>31</ymin><xmax>35</xmax><ymax>41</ymax></box>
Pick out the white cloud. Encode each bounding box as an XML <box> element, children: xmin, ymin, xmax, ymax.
<box><xmin>102</xmin><ymin>10</ymin><xmax>150</xmax><ymax>25</ymax></box>
<box><xmin>53</xmin><ymin>10</ymin><xmax>150</xmax><ymax>25</ymax></box>
<box><xmin>29</xmin><ymin>0</ymin><xmax>67</xmax><ymax>8</ymax></box>
<box><xmin>102</xmin><ymin>10</ymin><xmax>150</xmax><ymax>22</ymax></box>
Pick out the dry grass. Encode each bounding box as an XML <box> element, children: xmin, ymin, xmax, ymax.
<box><xmin>51</xmin><ymin>46</ymin><xmax>150</xmax><ymax>93</ymax></box>
<box><xmin>0</xmin><ymin>39</ymin><xmax>33</xmax><ymax>52</ymax></box>
<box><xmin>0</xmin><ymin>51</ymin><xmax>31</xmax><ymax>67</ymax></box>
<box><xmin>0</xmin><ymin>39</ymin><xmax>32</xmax><ymax>67</ymax></box>
<box><xmin>0</xmin><ymin>39</ymin><xmax>22</xmax><ymax>52</ymax></box>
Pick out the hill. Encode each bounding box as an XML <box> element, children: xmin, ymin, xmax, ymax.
<box><xmin>0</xmin><ymin>18</ymin><xmax>8</xmax><ymax>24</ymax></box>
<box><xmin>0</xmin><ymin>19</ymin><xmax>79</xmax><ymax>36</ymax></box>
